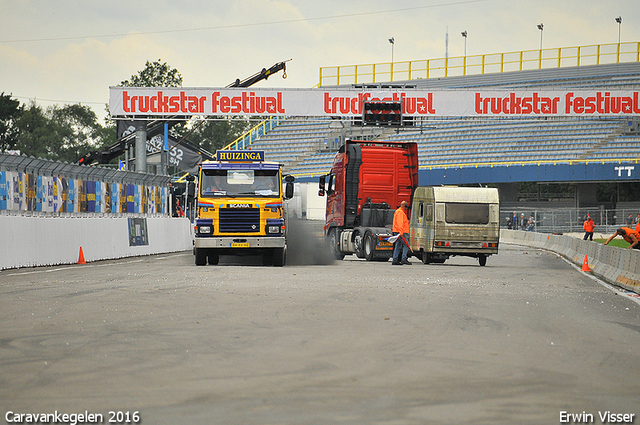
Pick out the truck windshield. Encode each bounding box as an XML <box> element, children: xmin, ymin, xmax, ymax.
<box><xmin>445</xmin><ymin>203</ymin><xmax>489</xmax><ymax>224</ymax></box>
<box><xmin>200</xmin><ymin>169</ymin><xmax>280</xmax><ymax>198</ymax></box>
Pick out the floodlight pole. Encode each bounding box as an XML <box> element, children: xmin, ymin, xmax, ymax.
<box><xmin>389</xmin><ymin>37</ymin><xmax>395</xmax><ymax>80</ymax></box>
<box><xmin>461</xmin><ymin>31</ymin><xmax>467</xmax><ymax>75</ymax></box>
<box><xmin>615</xmin><ymin>17</ymin><xmax>622</xmax><ymax>62</ymax></box>
<box><xmin>537</xmin><ymin>23</ymin><xmax>544</xmax><ymax>69</ymax></box>
<box><xmin>615</xmin><ymin>16</ymin><xmax>622</xmax><ymax>44</ymax></box>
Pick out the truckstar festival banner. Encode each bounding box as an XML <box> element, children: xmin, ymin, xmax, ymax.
<box><xmin>109</xmin><ymin>87</ymin><xmax>640</xmax><ymax>118</ymax></box>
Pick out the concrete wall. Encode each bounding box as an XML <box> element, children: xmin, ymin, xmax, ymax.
<box><xmin>0</xmin><ymin>216</ymin><xmax>192</xmax><ymax>270</ymax></box>
<box><xmin>501</xmin><ymin>229</ymin><xmax>640</xmax><ymax>295</ymax></box>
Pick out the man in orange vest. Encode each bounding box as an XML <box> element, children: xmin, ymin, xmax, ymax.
<box><xmin>583</xmin><ymin>215</ymin><xmax>595</xmax><ymax>241</ymax></box>
<box><xmin>604</xmin><ymin>227</ymin><xmax>640</xmax><ymax>250</ymax></box>
<box><xmin>392</xmin><ymin>200</ymin><xmax>411</xmax><ymax>265</ymax></box>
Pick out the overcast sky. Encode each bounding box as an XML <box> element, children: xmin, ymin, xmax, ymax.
<box><xmin>1</xmin><ymin>0</ymin><xmax>637</xmax><ymax>123</ymax></box>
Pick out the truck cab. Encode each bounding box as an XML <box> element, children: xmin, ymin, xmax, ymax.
<box><xmin>319</xmin><ymin>140</ymin><xmax>419</xmax><ymax>261</ymax></box>
<box><xmin>194</xmin><ymin>150</ymin><xmax>293</xmax><ymax>266</ymax></box>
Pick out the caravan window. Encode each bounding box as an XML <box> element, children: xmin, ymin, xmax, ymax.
<box><xmin>445</xmin><ymin>203</ymin><xmax>489</xmax><ymax>224</ymax></box>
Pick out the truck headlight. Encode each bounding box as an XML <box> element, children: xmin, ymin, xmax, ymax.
<box><xmin>267</xmin><ymin>225</ymin><xmax>281</xmax><ymax>234</ymax></box>
<box><xmin>198</xmin><ymin>225</ymin><xmax>212</xmax><ymax>234</ymax></box>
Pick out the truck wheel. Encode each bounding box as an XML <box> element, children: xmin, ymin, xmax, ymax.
<box><xmin>208</xmin><ymin>251</ymin><xmax>219</xmax><ymax>265</ymax></box>
<box><xmin>195</xmin><ymin>248</ymin><xmax>207</xmax><ymax>266</ymax></box>
<box><xmin>273</xmin><ymin>247</ymin><xmax>286</xmax><ymax>267</ymax></box>
<box><xmin>421</xmin><ymin>251</ymin><xmax>431</xmax><ymax>264</ymax></box>
<box><xmin>328</xmin><ymin>228</ymin><xmax>345</xmax><ymax>260</ymax></box>
<box><xmin>478</xmin><ymin>254</ymin><xmax>487</xmax><ymax>267</ymax></box>
<box><xmin>354</xmin><ymin>233</ymin><xmax>365</xmax><ymax>259</ymax></box>
<box><xmin>364</xmin><ymin>233</ymin><xmax>376</xmax><ymax>261</ymax></box>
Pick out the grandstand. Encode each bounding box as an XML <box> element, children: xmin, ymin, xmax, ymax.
<box><xmin>229</xmin><ymin>46</ymin><xmax>640</xmax><ymax>211</ymax></box>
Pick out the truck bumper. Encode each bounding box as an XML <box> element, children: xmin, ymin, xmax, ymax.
<box><xmin>195</xmin><ymin>236</ymin><xmax>286</xmax><ymax>249</ymax></box>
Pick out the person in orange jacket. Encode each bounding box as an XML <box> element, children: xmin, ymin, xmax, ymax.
<box><xmin>604</xmin><ymin>227</ymin><xmax>640</xmax><ymax>250</ymax></box>
<box><xmin>392</xmin><ymin>200</ymin><xmax>411</xmax><ymax>265</ymax></box>
<box><xmin>583</xmin><ymin>215</ymin><xmax>595</xmax><ymax>241</ymax></box>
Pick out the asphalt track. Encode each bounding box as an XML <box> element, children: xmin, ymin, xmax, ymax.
<box><xmin>1</xmin><ymin>243</ymin><xmax>639</xmax><ymax>425</ymax></box>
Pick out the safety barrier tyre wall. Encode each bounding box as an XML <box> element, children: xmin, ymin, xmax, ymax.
<box><xmin>501</xmin><ymin>229</ymin><xmax>640</xmax><ymax>295</ymax></box>
<box><xmin>0</xmin><ymin>216</ymin><xmax>193</xmax><ymax>270</ymax></box>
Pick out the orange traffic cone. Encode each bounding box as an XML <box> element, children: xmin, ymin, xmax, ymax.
<box><xmin>78</xmin><ymin>247</ymin><xmax>86</xmax><ymax>264</ymax></box>
<box><xmin>581</xmin><ymin>255</ymin><xmax>590</xmax><ymax>272</ymax></box>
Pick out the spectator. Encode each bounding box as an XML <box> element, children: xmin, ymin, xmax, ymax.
<box><xmin>527</xmin><ymin>214</ymin><xmax>535</xmax><ymax>232</ymax></box>
<box><xmin>583</xmin><ymin>215</ymin><xmax>595</xmax><ymax>241</ymax></box>
<box><xmin>604</xmin><ymin>227</ymin><xmax>640</xmax><ymax>250</ymax></box>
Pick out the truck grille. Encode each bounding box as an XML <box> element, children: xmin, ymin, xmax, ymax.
<box><xmin>219</xmin><ymin>208</ymin><xmax>260</xmax><ymax>233</ymax></box>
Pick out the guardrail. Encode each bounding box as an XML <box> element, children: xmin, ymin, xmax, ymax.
<box><xmin>420</xmin><ymin>157</ymin><xmax>640</xmax><ymax>170</ymax></box>
<box><xmin>0</xmin><ymin>153</ymin><xmax>170</xmax><ymax>216</ymax></box>
<box><xmin>319</xmin><ymin>41</ymin><xmax>640</xmax><ymax>87</ymax></box>
<box><xmin>501</xmin><ymin>229</ymin><xmax>640</xmax><ymax>295</ymax></box>
<box><xmin>500</xmin><ymin>207</ymin><xmax>640</xmax><ymax>235</ymax></box>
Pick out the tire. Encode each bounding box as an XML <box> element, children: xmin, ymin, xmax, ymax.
<box><xmin>364</xmin><ymin>233</ymin><xmax>376</xmax><ymax>261</ymax></box>
<box><xmin>208</xmin><ymin>251</ymin><xmax>219</xmax><ymax>265</ymax></box>
<box><xmin>354</xmin><ymin>232</ymin><xmax>365</xmax><ymax>259</ymax></box>
<box><xmin>421</xmin><ymin>251</ymin><xmax>431</xmax><ymax>264</ymax></box>
<box><xmin>328</xmin><ymin>228</ymin><xmax>345</xmax><ymax>260</ymax></box>
<box><xmin>195</xmin><ymin>248</ymin><xmax>207</xmax><ymax>266</ymax></box>
<box><xmin>478</xmin><ymin>254</ymin><xmax>487</xmax><ymax>267</ymax></box>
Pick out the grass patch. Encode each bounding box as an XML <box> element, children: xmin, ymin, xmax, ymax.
<box><xmin>594</xmin><ymin>238</ymin><xmax>630</xmax><ymax>248</ymax></box>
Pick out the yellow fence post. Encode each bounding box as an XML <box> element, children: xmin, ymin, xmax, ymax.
<box><xmin>316</xmin><ymin>41</ymin><xmax>637</xmax><ymax>86</ymax></box>
<box><xmin>557</xmin><ymin>48</ymin><xmax>562</xmax><ymax>68</ymax></box>
<box><xmin>539</xmin><ymin>49</ymin><xmax>542</xmax><ymax>69</ymax></box>
<box><xmin>577</xmin><ymin>46</ymin><xmax>581</xmax><ymax>66</ymax></box>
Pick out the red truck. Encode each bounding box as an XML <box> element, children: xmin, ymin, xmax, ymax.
<box><xmin>318</xmin><ymin>139</ymin><xmax>419</xmax><ymax>261</ymax></box>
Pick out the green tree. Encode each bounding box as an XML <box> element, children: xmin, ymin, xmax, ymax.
<box><xmin>120</xmin><ymin>59</ymin><xmax>183</xmax><ymax>87</ymax></box>
<box><xmin>15</xmin><ymin>102</ymin><xmax>109</xmax><ymax>163</ymax></box>
<box><xmin>14</xmin><ymin>102</ymin><xmax>62</xmax><ymax>160</ymax></box>
<box><xmin>0</xmin><ymin>92</ymin><xmax>23</xmax><ymax>153</ymax></box>
<box><xmin>189</xmin><ymin>117</ymin><xmax>252</xmax><ymax>153</ymax></box>
<box><xmin>50</xmin><ymin>104</ymin><xmax>105</xmax><ymax>162</ymax></box>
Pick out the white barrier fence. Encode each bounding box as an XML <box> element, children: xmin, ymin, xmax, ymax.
<box><xmin>501</xmin><ymin>229</ymin><xmax>640</xmax><ymax>295</ymax></box>
<box><xmin>1</xmin><ymin>216</ymin><xmax>193</xmax><ymax>270</ymax></box>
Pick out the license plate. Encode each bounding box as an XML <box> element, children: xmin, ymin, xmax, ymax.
<box><xmin>378</xmin><ymin>240</ymin><xmax>393</xmax><ymax>247</ymax></box>
<box><xmin>231</xmin><ymin>242</ymin><xmax>250</xmax><ymax>248</ymax></box>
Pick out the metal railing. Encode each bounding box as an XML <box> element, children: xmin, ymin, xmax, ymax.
<box><xmin>319</xmin><ymin>41</ymin><xmax>640</xmax><ymax>87</ymax></box>
<box><xmin>501</xmin><ymin>206</ymin><xmax>640</xmax><ymax>235</ymax></box>
<box><xmin>420</xmin><ymin>157</ymin><xmax>640</xmax><ymax>171</ymax></box>
<box><xmin>223</xmin><ymin>116</ymin><xmax>286</xmax><ymax>151</ymax></box>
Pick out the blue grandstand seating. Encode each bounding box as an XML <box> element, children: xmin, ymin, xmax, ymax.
<box><xmin>251</xmin><ymin>62</ymin><xmax>640</xmax><ymax>177</ymax></box>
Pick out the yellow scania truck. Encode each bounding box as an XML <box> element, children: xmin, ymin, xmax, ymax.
<box><xmin>193</xmin><ymin>150</ymin><xmax>294</xmax><ymax>266</ymax></box>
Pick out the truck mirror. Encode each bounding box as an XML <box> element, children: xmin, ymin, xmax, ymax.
<box><xmin>285</xmin><ymin>182</ymin><xmax>294</xmax><ymax>200</ymax></box>
<box><xmin>318</xmin><ymin>175</ymin><xmax>326</xmax><ymax>196</ymax></box>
